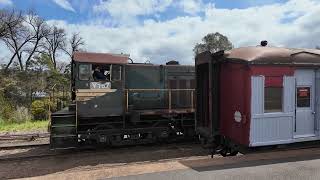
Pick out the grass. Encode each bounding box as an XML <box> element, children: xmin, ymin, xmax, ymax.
<box><xmin>0</xmin><ymin>119</ymin><xmax>49</xmax><ymax>133</ymax></box>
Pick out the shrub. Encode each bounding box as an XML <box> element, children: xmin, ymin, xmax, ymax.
<box><xmin>31</xmin><ymin>99</ymin><xmax>56</xmax><ymax>120</ymax></box>
<box><xmin>0</xmin><ymin>92</ymin><xmax>14</xmax><ymax>121</ymax></box>
<box><xmin>10</xmin><ymin>106</ymin><xmax>32</xmax><ymax>123</ymax></box>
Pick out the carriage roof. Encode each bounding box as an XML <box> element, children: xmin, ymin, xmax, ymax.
<box><xmin>225</xmin><ymin>46</ymin><xmax>320</xmax><ymax>65</ymax></box>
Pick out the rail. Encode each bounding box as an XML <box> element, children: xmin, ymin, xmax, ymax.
<box><xmin>125</xmin><ymin>89</ymin><xmax>195</xmax><ymax>113</ymax></box>
<box><xmin>0</xmin><ymin>133</ymin><xmax>50</xmax><ymax>141</ymax></box>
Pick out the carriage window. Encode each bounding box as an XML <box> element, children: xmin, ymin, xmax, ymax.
<box><xmin>297</xmin><ymin>87</ymin><xmax>310</xmax><ymax>108</ymax></box>
<box><xmin>112</xmin><ymin>65</ymin><xmax>122</xmax><ymax>81</ymax></box>
<box><xmin>265</xmin><ymin>87</ymin><xmax>283</xmax><ymax>113</ymax></box>
<box><xmin>79</xmin><ymin>64</ymin><xmax>91</xmax><ymax>80</ymax></box>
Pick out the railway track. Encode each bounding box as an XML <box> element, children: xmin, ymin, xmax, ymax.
<box><xmin>2</xmin><ymin>134</ymin><xmax>320</xmax><ymax>164</ymax></box>
<box><xmin>0</xmin><ymin>132</ymin><xmax>50</xmax><ymax>150</ymax></box>
<box><xmin>0</xmin><ymin>132</ymin><xmax>49</xmax><ymax>141</ymax></box>
<box><xmin>0</xmin><ymin>141</ymin><xmax>205</xmax><ymax>162</ymax></box>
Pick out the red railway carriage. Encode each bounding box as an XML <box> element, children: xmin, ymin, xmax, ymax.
<box><xmin>195</xmin><ymin>46</ymin><xmax>320</xmax><ymax>156</ymax></box>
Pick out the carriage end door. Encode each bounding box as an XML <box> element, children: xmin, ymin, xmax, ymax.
<box><xmin>294</xmin><ymin>69</ymin><xmax>316</xmax><ymax>138</ymax></box>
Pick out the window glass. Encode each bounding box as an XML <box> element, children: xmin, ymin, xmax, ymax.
<box><xmin>265</xmin><ymin>87</ymin><xmax>283</xmax><ymax>113</ymax></box>
<box><xmin>79</xmin><ymin>64</ymin><xmax>91</xmax><ymax>80</ymax></box>
<box><xmin>92</xmin><ymin>65</ymin><xmax>111</xmax><ymax>81</ymax></box>
<box><xmin>297</xmin><ymin>87</ymin><xmax>310</xmax><ymax>108</ymax></box>
<box><xmin>112</xmin><ymin>65</ymin><xmax>122</xmax><ymax>81</ymax></box>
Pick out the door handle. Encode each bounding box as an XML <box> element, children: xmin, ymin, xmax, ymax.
<box><xmin>312</xmin><ymin>111</ymin><xmax>316</xmax><ymax>114</ymax></box>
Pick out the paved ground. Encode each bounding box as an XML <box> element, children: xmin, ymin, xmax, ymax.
<box><xmin>13</xmin><ymin>147</ymin><xmax>320</xmax><ymax>180</ymax></box>
<box><xmin>107</xmin><ymin>159</ymin><xmax>320</xmax><ymax>180</ymax></box>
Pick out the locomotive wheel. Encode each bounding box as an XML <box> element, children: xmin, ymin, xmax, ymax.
<box><xmin>219</xmin><ymin>148</ymin><xmax>228</xmax><ymax>157</ymax></box>
<box><xmin>229</xmin><ymin>150</ymin><xmax>239</xmax><ymax>156</ymax></box>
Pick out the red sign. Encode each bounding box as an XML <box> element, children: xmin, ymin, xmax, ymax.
<box><xmin>298</xmin><ymin>88</ymin><xmax>309</xmax><ymax>97</ymax></box>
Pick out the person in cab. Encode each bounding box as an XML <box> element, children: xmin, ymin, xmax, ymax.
<box><xmin>93</xmin><ymin>66</ymin><xmax>109</xmax><ymax>81</ymax></box>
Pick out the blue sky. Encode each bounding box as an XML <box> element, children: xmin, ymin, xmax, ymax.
<box><xmin>0</xmin><ymin>0</ymin><xmax>319</xmax><ymax>64</ymax></box>
<box><xmin>1</xmin><ymin>0</ymin><xmax>289</xmax><ymax>25</ymax></box>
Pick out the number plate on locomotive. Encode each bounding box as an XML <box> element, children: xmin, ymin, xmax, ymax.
<box><xmin>90</xmin><ymin>82</ymin><xmax>111</xmax><ymax>89</ymax></box>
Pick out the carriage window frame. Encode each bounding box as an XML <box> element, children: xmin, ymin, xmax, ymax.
<box><xmin>78</xmin><ymin>63</ymin><xmax>91</xmax><ymax>81</ymax></box>
<box><xmin>264</xmin><ymin>87</ymin><xmax>283</xmax><ymax>113</ymax></box>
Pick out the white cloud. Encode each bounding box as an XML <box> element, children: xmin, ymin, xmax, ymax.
<box><xmin>0</xmin><ymin>0</ymin><xmax>12</xmax><ymax>5</ymax></box>
<box><xmin>52</xmin><ymin>0</ymin><xmax>75</xmax><ymax>12</ymax></box>
<box><xmin>3</xmin><ymin>0</ymin><xmax>320</xmax><ymax>66</ymax></box>
<box><xmin>178</xmin><ymin>0</ymin><xmax>203</xmax><ymax>15</ymax></box>
<box><xmin>93</xmin><ymin>0</ymin><xmax>172</xmax><ymax>25</ymax></box>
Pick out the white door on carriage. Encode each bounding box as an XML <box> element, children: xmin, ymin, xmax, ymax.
<box><xmin>294</xmin><ymin>69</ymin><xmax>316</xmax><ymax>138</ymax></box>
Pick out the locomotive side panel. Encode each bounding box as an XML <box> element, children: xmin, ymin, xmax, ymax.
<box><xmin>165</xmin><ymin>65</ymin><xmax>195</xmax><ymax>109</ymax></box>
<box><xmin>125</xmin><ymin>65</ymin><xmax>166</xmax><ymax>110</ymax></box>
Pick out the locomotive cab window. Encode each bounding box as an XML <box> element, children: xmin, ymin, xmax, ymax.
<box><xmin>264</xmin><ymin>87</ymin><xmax>283</xmax><ymax>113</ymax></box>
<box><xmin>92</xmin><ymin>64</ymin><xmax>111</xmax><ymax>81</ymax></box>
<box><xmin>78</xmin><ymin>64</ymin><xmax>91</xmax><ymax>80</ymax></box>
<box><xmin>92</xmin><ymin>64</ymin><xmax>122</xmax><ymax>82</ymax></box>
<box><xmin>297</xmin><ymin>87</ymin><xmax>311</xmax><ymax>108</ymax></box>
<box><xmin>111</xmin><ymin>65</ymin><xmax>122</xmax><ymax>81</ymax></box>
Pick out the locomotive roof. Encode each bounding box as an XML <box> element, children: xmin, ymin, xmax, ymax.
<box><xmin>73</xmin><ymin>52</ymin><xmax>129</xmax><ymax>64</ymax></box>
<box><xmin>225</xmin><ymin>46</ymin><xmax>320</xmax><ymax>65</ymax></box>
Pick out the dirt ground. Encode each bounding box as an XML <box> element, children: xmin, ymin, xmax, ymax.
<box><xmin>0</xmin><ymin>143</ymin><xmax>210</xmax><ymax>179</ymax></box>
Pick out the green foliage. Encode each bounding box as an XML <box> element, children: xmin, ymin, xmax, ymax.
<box><xmin>31</xmin><ymin>99</ymin><xmax>56</xmax><ymax>120</ymax></box>
<box><xmin>29</xmin><ymin>53</ymin><xmax>54</xmax><ymax>71</ymax></box>
<box><xmin>0</xmin><ymin>92</ymin><xmax>14</xmax><ymax>120</ymax></box>
<box><xmin>0</xmin><ymin>51</ymin><xmax>71</xmax><ymax>123</ymax></box>
<box><xmin>11</xmin><ymin>106</ymin><xmax>32</xmax><ymax>123</ymax></box>
<box><xmin>0</xmin><ymin>92</ymin><xmax>32</xmax><ymax>123</ymax></box>
<box><xmin>0</xmin><ymin>120</ymin><xmax>48</xmax><ymax>132</ymax></box>
<box><xmin>193</xmin><ymin>32</ymin><xmax>233</xmax><ymax>55</ymax></box>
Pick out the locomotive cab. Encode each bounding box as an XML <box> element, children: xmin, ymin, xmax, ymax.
<box><xmin>75</xmin><ymin>62</ymin><xmax>125</xmax><ymax>117</ymax></box>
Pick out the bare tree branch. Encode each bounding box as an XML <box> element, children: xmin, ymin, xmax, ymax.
<box><xmin>1</xmin><ymin>10</ymin><xmax>26</xmax><ymax>70</ymax></box>
<box><xmin>1</xmin><ymin>10</ymin><xmax>51</xmax><ymax>71</ymax></box>
<box><xmin>62</xmin><ymin>32</ymin><xmax>84</xmax><ymax>61</ymax></box>
<box><xmin>43</xmin><ymin>26</ymin><xmax>66</xmax><ymax>69</ymax></box>
<box><xmin>24</xmin><ymin>11</ymin><xmax>50</xmax><ymax>70</ymax></box>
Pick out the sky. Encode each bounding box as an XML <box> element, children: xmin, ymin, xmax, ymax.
<box><xmin>0</xmin><ymin>0</ymin><xmax>319</xmax><ymax>64</ymax></box>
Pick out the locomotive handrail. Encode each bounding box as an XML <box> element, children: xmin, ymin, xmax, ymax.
<box><xmin>125</xmin><ymin>88</ymin><xmax>195</xmax><ymax>113</ymax></box>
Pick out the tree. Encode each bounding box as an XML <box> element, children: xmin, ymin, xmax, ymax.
<box><xmin>316</xmin><ymin>46</ymin><xmax>320</xmax><ymax>50</ymax></box>
<box><xmin>0</xmin><ymin>10</ymin><xmax>22</xmax><ymax>38</ymax></box>
<box><xmin>43</xmin><ymin>26</ymin><xmax>66</xmax><ymax>69</ymax></box>
<box><xmin>63</xmin><ymin>32</ymin><xmax>84</xmax><ymax>61</ymax></box>
<box><xmin>193</xmin><ymin>32</ymin><xmax>233</xmax><ymax>55</ymax></box>
<box><xmin>0</xmin><ymin>10</ymin><xmax>9</xmax><ymax>37</ymax></box>
<box><xmin>1</xmin><ymin>10</ymin><xmax>49</xmax><ymax>71</ymax></box>
<box><xmin>24</xmin><ymin>11</ymin><xmax>50</xmax><ymax>70</ymax></box>
<box><xmin>0</xmin><ymin>10</ymin><xmax>25</xmax><ymax>70</ymax></box>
